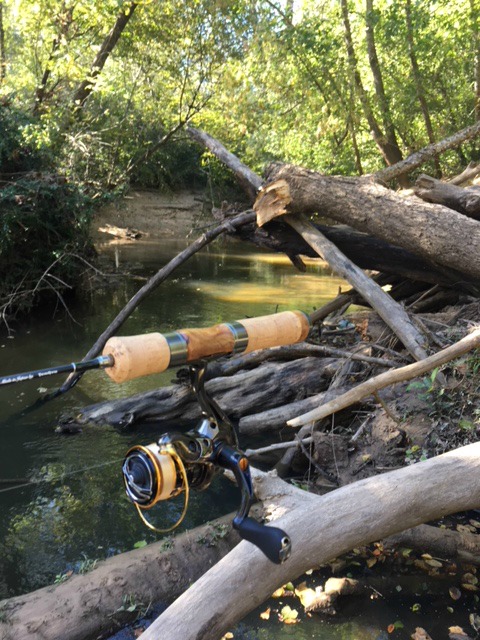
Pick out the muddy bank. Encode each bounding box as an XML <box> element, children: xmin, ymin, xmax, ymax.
<box><xmin>92</xmin><ymin>189</ymin><xmax>206</xmax><ymax>240</ymax></box>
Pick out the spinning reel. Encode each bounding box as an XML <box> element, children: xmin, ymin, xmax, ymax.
<box><xmin>122</xmin><ymin>363</ymin><xmax>292</xmax><ymax>564</ymax></box>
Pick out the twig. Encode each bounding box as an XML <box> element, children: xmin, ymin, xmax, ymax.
<box><xmin>287</xmin><ymin>327</ymin><xmax>480</xmax><ymax>428</ymax></box>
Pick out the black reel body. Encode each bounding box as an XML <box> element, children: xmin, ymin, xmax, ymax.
<box><xmin>122</xmin><ymin>363</ymin><xmax>292</xmax><ymax>564</ymax></box>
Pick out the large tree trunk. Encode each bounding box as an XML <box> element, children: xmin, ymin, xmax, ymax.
<box><xmin>262</xmin><ymin>163</ymin><xmax>480</xmax><ymax>281</ymax></box>
<box><xmin>140</xmin><ymin>442</ymin><xmax>480</xmax><ymax>640</ymax></box>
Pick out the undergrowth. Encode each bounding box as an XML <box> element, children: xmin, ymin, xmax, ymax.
<box><xmin>0</xmin><ymin>104</ymin><xmax>101</xmax><ymax>329</ymax></box>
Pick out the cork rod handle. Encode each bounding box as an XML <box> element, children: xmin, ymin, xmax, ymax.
<box><xmin>103</xmin><ymin>310</ymin><xmax>310</xmax><ymax>383</ymax></box>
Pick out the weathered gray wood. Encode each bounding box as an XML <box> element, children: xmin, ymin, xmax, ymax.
<box><xmin>415</xmin><ymin>173</ymin><xmax>480</xmax><ymax>219</ymax></box>
<box><xmin>63</xmin><ymin>357</ymin><xmax>338</xmax><ymax>432</ymax></box>
<box><xmin>262</xmin><ymin>164</ymin><xmax>480</xmax><ymax>281</ymax></box>
<box><xmin>283</xmin><ymin>214</ymin><xmax>430</xmax><ymax>362</ymax></box>
<box><xmin>140</xmin><ymin>442</ymin><xmax>480</xmax><ymax>640</ymax></box>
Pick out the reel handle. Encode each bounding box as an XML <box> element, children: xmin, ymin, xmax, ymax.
<box><xmin>103</xmin><ymin>310</ymin><xmax>310</xmax><ymax>383</ymax></box>
<box><xmin>234</xmin><ymin>517</ymin><xmax>291</xmax><ymax>565</ymax></box>
<box><xmin>214</xmin><ymin>443</ymin><xmax>291</xmax><ymax>564</ymax></box>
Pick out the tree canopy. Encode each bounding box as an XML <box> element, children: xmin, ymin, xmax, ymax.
<box><xmin>0</xmin><ymin>0</ymin><xmax>479</xmax><ymax>322</ymax></box>
<box><xmin>0</xmin><ymin>0</ymin><xmax>478</xmax><ymax>187</ymax></box>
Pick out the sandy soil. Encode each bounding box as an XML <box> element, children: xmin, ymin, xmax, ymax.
<box><xmin>92</xmin><ymin>189</ymin><xmax>206</xmax><ymax>240</ymax></box>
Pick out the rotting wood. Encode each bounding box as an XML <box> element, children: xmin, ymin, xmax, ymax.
<box><xmin>415</xmin><ymin>173</ymin><xmax>480</xmax><ymax>219</ymax></box>
<box><xmin>61</xmin><ymin>356</ymin><xmax>339</xmax><ymax>432</ymax></box>
<box><xmin>287</xmin><ymin>327</ymin><xmax>480</xmax><ymax>428</ymax></box>
<box><xmin>139</xmin><ymin>442</ymin><xmax>480</xmax><ymax>640</ymax></box>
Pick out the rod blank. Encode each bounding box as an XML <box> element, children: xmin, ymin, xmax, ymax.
<box><xmin>0</xmin><ymin>356</ymin><xmax>114</xmax><ymax>387</ymax></box>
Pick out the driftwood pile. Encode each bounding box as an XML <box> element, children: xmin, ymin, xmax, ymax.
<box><xmin>8</xmin><ymin>127</ymin><xmax>480</xmax><ymax>640</ymax></box>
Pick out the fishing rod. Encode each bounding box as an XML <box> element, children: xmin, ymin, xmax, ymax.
<box><xmin>1</xmin><ymin>310</ymin><xmax>311</xmax><ymax>564</ymax></box>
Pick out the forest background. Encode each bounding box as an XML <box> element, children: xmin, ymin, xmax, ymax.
<box><xmin>0</xmin><ymin>0</ymin><xmax>479</xmax><ymax>323</ymax></box>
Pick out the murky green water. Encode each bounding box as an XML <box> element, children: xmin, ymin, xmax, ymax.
<box><xmin>0</xmin><ymin>233</ymin><xmax>344</xmax><ymax>599</ymax></box>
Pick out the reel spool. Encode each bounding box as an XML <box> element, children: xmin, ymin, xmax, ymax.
<box><xmin>122</xmin><ymin>442</ymin><xmax>191</xmax><ymax>533</ymax></box>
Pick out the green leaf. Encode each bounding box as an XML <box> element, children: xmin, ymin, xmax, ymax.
<box><xmin>133</xmin><ymin>540</ymin><xmax>148</xmax><ymax>549</ymax></box>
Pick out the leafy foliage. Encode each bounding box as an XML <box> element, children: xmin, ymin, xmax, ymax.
<box><xmin>0</xmin><ymin>0</ymin><xmax>479</xmax><ymax>319</ymax></box>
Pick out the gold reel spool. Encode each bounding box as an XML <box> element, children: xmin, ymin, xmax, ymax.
<box><xmin>123</xmin><ymin>443</ymin><xmax>190</xmax><ymax>534</ymax></box>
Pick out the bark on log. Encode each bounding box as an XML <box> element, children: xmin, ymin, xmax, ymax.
<box><xmin>262</xmin><ymin>164</ymin><xmax>480</xmax><ymax>281</ymax></box>
<box><xmin>415</xmin><ymin>174</ymin><xmax>480</xmax><ymax>219</ymax></box>
<box><xmin>63</xmin><ymin>357</ymin><xmax>338</xmax><ymax>431</ymax></box>
<box><xmin>0</xmin><ymin>512</ymin><xmax>246</xmax><ymax>640</ymax></box>
<box><xmin>140</xmin><ymin>442</ymin><xmax>480</xmax><ymax>640</ymax></box>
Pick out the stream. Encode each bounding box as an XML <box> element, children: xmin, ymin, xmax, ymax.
<box><xmin>0</xmin><ymin>225</ymin><xmax>476</xmax><ymax>639</ymax></box>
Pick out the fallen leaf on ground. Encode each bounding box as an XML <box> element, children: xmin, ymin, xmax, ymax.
<box><xmin>411</xmin><ymin>627</ymin><xmax>433</xmax><ymax>640</ymax></box>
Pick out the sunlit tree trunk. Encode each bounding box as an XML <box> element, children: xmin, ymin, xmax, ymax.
<box><xmin>72</xmin><ymin>2</ymin><xmax>138</xmax><ymax>110</ymax></box>
<box><xmin>0</xmin><ymin>1</ymin><xmax>6</xmax><ymax>84</ymax></box>
<box><xmin>471</xmin><ymin>0</ymin><xmax>480</xmax><ymax>121</ymax></box>
<box><xmin>33</xmin><ymin>2</ymin><xmax>73</xmax><ymax>115</ymax></box>
<box><xmin>340</xmin><ymin>0</ymin><xmax>407</xmax><ymax>181</ymax></box>
<box><xmin>364</xmin><ymin>0</ymin><xmax>402</xmax><ymax>166</ymax></box>
<box><xmin>405</xmin><ymin>0</ymin><xmax>441</xmax><ymax>175</ymax></box>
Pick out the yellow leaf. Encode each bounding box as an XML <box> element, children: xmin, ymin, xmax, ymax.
<box><xmin>367</xmin><ymin>557</ymin><xmax>377</xmax><ymax>568</ymax></box>
<box><xmin>271</xmin><ymin>587</ymin><xmax>285</xmax><ymax>598</ymax></box>
<box><xmin>280</xmin><ymin>605</ymin><xmax>299</xmax><ymax>622</ymax></box>
<box><xmin>259</xmin><ymin>608</ymin><xmax>270</xmax><ymax>620</ymax></box>
<box><xmin>424</xmin><ymin>558</ymin><xmax>443</xmax><ymax>568</ymax></box>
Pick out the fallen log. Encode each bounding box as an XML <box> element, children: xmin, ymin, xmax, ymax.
<box><xmin>234</xmin><ymin>218</ymin><xmax>464</xmax><ymax>287</ymax></box>
<box><xmin>261</xmin><ymin>164</ymin><xmax>480</xmax><ymax>281</ymax></box>
<box><xmin>386</xmin><ymin>523</ymin><xmax>480</xmax><ymax>566</ymax></box>
<box><xmin>0</xmin><ymin>512</ymin><xmax>246</xmax><ymax>640</ymax></box>
<box><xmin>140</xmin><ymin>442</ymin><xmax>480</xmax><ymax>640</ymax></box>
<box><xmin>62</xmin><ymin>356</ymin><xmax>338</xmax><ymax>431</ymax></box>
<box><xmin>374</xmin><ymin>120</ymin><xmax>480</xmax><ymax>184</ymax></box>
<box><xmin>280</xmin><ymin>213</ymin><xmax>429</xmax><ymax>362</ymax></box>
